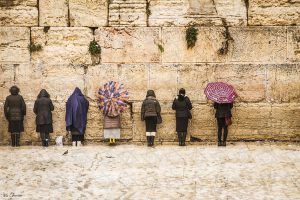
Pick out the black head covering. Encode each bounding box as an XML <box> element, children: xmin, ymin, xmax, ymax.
<box><xmin>37</xmin><ymin>89</ymin><xmax>50</xmax><ymax>98</ymax></box>
<box><xmin>178</xmin><ymin>88</ymin><xmax>186</xmax><ymax>101</ymax></box>
<box><xmin>9</xmin><ymin>85</ymin><xmax>20</xmax><ymax>95</ymax></box>
<box><xmin>146</xmin><ymin>90</ymin><xmax>156</xmax><ymax>98</ymax></box>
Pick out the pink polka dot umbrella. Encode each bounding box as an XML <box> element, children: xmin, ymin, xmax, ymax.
<box><xmin>204</xmin><ymin>82</ymin><xmax>237</xmax><ymax>103</ymax></box>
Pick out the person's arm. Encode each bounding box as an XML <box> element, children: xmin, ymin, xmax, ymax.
<box><xmin>172</xmin><ymin>98</ymin><xmax>176</xmax><ymax>110</ymax></box>
<box><xmin>49</xmin><ymin>100</ymin><xmax>54</xmax><ymax>111</ymax></box>
<box><xmin>21</xmin><ymin>96</ymin><xmax>26</xmax><ymax>116</ymax></box>
<box><xmin>141</xmin><ymin>101</ymin><xmax>145</xmax><ymax>121</ymax></box>
<box><xmin>185</xmin><ymin>97</ymin><xmax>193</xmax><ymax>110</ymax></box>
<box><xmin>33</xmin><ymin>100</ymin><xmax>38</xmax><ymax>114</ymax></box>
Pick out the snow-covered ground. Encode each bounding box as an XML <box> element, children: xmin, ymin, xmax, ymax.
<box><xmin>0</xmin><ymin>143</ymin><xmax>299</xmax><ymax>200</ymax></box>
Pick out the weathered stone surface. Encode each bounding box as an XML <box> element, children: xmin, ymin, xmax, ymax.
<box><xmin>39</xmin><ymin>0</ymin><xmax>68</xmax><ymax>26</ymax></box>
<box><xmin>0</xmin><ymin>0</ymin><xmax>38</xmax><ymax>26</ymax></box>
<box><xmin>31</xmin><ymin>27</ymin><xmax>93</xmax><ymax>65</ymax></box>
<box><xmin>210</xmin><ymin>64</ymin><xmax>266</xmax><ymax>103</ymax></box>
<box><xmin>149</xmin><ymin>0</ymin><xmax>246</xmax><ymax>26</ymax></box>
<box><xmin>248</xmin><ymin>0</ymin><xmax>300</xmax><ymax>26</ymax></box>
<box><xmin>266</xmin><ymin>64</ymin><xmax>300</xmax><ymax>103</ymax></box>
<box><xmin>70</xmin><ymin>0</ymin><xmax>108</xmax><ymax>27</ymax></box>
<box><xmin>149</xmin><ymin>65</ymin><xmax>178</xmax><ymax>101</ymax></box>
<box><xmin>287</xmin><ymin>27</ymin><xmax>300</xmax><ymax>62</ymax></box>
<box><xmin>118</xmin><ymin>64</ymin><xmax>149</xmax><ymax>101</ymax></box>
<box><xmin>0</xmin><ymin>64</ymin><xmax>15</xmax><ymax>101</ymax></box>
<box><xmin>95</xmin><ymin>27</ymin><xmax>160</xmax><ymax>63</ymax></box>
<box><xmin>0</xmin><ymin>27</ymin><xmax>30</xmax><ymax>64</ymax></box>
<box><xmin>162</xmin><ymin>27</ymin><xmax>225</xmax><ymax>63</ymax></box>
<box><xmin>178</xmin><ymin>64</ymin><xmax>209</xmax><ymax>102</ymax></box>
<box><xmin>109</xmin><ymin>0</ymin><xmax>147</xmax><ymax>26</ymax></box>
<box><xmin>229</xmin><ymin>27</ymin><xmax>286</xmax><ymax>63</ymax></box>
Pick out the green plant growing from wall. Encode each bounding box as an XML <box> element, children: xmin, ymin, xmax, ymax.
<box><xmin>43</xmin><ymin>26</ymin><xmax>50</xmax><ymax>33</ymax></box>
<box><xmin>28</xmin><ymin>43</ymin><xmax>43</xmax><ymax>52</ymax></box>
<box><xmin>186</xmin><ymin>26</ymin><xmax>198</xmax><ymax>49</ymax></box>
<box><xmin>157</xmin><ymin>44</ymin><xmax>164</xmax><ymax>53</ymax></box>
<box><xmin>89</xmin><ymin>40</ymin><xmax>101</xmax><ymax>55</ymax></box>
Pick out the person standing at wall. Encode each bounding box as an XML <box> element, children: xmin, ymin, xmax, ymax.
<box><xmin>33</xmin><ymin>89</ymin><xmax>54</xmax><ymax>147</ymax></box>
<box><xmin>4</xmin><ymin>86</ymin><xmax>26</xmax><ymax>147</ymax></box>
<box><xmin>141</xmin><ymin>90</ymin><xmax>161</xmax><ymax>147</ymax></box>
<box><xmin>66</xmin><ymin>87</ymin><xmax>89</xmax><ymax>147</ymax></box>
<box><xmin>214</xmin><ymin>102</ymin><xmax>233</xmax><ymax>146</ymax></box>
<box><xmin>172</xmin><ymin>88</ymin><xmax>193</xmax><ymax>146</ymax></box>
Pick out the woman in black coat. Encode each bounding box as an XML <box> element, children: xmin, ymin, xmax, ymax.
<box><xmin>172</xmin><ymin>88</ymin><xmax>192</xmax><ymax>146</ymax></box>
<box><xmin>4</xmin><ymin>86</ymin><xmax>26</xmax><ymax>147</ymax></box>
<box><xmin>33</xmin><ymin>89</ymin><xmax>54</xmax><ymax>147</ymax></box>
<box><xmin>214</xmin><ymin>102</ymin><xmax>233</xmax><ymax>146</ymax></box>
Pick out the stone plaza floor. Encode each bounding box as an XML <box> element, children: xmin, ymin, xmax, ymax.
<box><xmin>0</xmin><ymin>142</ymin><xmax>299</xmax><ymax>200</ymax></box>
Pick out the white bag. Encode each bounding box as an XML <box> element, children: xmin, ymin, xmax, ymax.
<box><xmin>55</xmin><ymin>136</ymin><xmax>64</xmax><ymax>146</ymax></box>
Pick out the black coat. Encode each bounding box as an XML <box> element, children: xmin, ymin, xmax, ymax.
<box><xmin>33</xmin><ymin>89</ymin><xmax>54</xmax><ymax>125</ymax></box>
<box><xmin>4</xmin><ymin>94</ymin><xmax>26</xmax><ymax>121</ymax></box>
<box><xmin>214</xmin><ymin>102</ymin><xmax>233</xmax><ymax>118</ymax></box>
<box><xmin>141</xmin><ymin>90</ymin><xmax>161</xmax><ymax>120</ymax></box>
<box><xmin>172</xmin><ymin>95</ymin><xmax>192</xmax><ymax>118</ymax></box>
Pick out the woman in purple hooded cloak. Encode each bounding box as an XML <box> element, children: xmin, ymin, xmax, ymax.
<box><xmin>66</xmin><ymin>87</ymin><xmax>89</xmax><ymax>146</ymax></box>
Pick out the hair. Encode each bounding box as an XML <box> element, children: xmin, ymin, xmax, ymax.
<box><xmin>179</xmin><ymin>88</ymin><xmax>186</xmax><ymax>95</ymax></box>
<box><xmin>9</xmin><ymin>85</ymin><xmax>20</xmax><ymax>95</ymax></box>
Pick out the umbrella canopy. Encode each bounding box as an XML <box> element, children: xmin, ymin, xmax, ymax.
<box><xmin>97</xmin><ymin>81</ymin><xmax>129</xmax><ymax>117</ymax></box>
<box><xmin>204</xmin><ymin>82</ymin><xmax>237</xmax><ymax>103</ymax></box>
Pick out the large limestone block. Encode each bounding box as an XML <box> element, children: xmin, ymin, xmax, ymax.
<box><xmin>118</xmin><ymin>64</ymin><xmax>149</xmax><ymax>101</ymax></box>
<box><xmin>69</xmin><ymin>0</ymin><xmax>108</xmax><ymax>27</ymax></box>
<box><xmin>132</xmin><ymin>113</ymin><xmax>145</xmax><ymax>142</ymax></box>
<box><xmin>85</xmin><ymin>102</ymin><xmax>103</xmax><ymax>140</ymax></box>
<box><xmin>21</xmin><ymin>102</ymin><xmax>38</xmax><ymax>144</ymax></box>
<box><xmin>51</xmin><ymin>102</ymin><xmax>67</xmax><ymax>140</ymax></box>
<box><xmin>31</xmin><ymin>27</ymin><xmax>93</xmax><ymax>65</ymax></box>
<box><xmin>229</xmin><ymin>27</ymin><xmax>286</xmax><ymax>63</ymax></box>
<box><xmin>0</xmin><ymin>64</ymin><xmax>15</xmax><ymax>101</ymax></box>
<box><xmin>178</xmin><ymin>64</ymin><xmax>209</xmax><ymax>102</ymax></box>
<box><xmin>270</xmin><ymin>104</ymin><xmax>300</xmax><ymax>130</ymax></box>
<box><xmin>85</xmin><ymin>64</ymin><xmax>119</xmax><ymax>100</ymax></box>
<box><xmin>95</xmin><ymin>27</ymin><xmax>160</xmax><ymax>63</ymax></box>
<box><xmin>210</xmin><ymin>64</ymin><xmax>266</xmax><ymax>103</ymax></box>
<box><xmin>287</xmin><ymin>27</ymin><xmax>300</xmax><ymax>62</ymax></box>
<box><xmin>39</xmin><ymin>65</ymin><xmax>85</xmax><ymax>101</ymax></box>
<box><xmin>109</xmin><ymin>0</ymin><xmax>147</xmax><ymax>26</ymax></box>
<box><xmin>149</xmin><ymin>0</ymin><xmax>246</xmax><ymax>26</ymax></box>
<box><xmin>162</xmin><ymin>27</ymin><xmax>225</xmax><ymax>63</ymax></box>
<box><xmin>248</xmin><ymin>0</ymin><xmax>300</xmax><ymax>26</ymax></box>
<box><xmin>0</xmin><ymin>103</ymin><xmax>9</xmax><ymax>145</ymax></box>
<box><xmin>0</xmin><ymin>27</ymin><xmax>30</xmax><ymax>64</ymax></box>
<box><xmin>39</xmin><ymin>0</ymin><xmax>68</xmax><ymax>26</ymax></box>
<box><xmin>149</xmin><ymin>65</ymin><xmax>178</xmax><ymax>101</ymax></box>
<box><xmin>266</xmin><ymin>64</ymin><xmax>300</xmax><ymax>103</ymax></box>
<box><xmin>0</xmin><ymin>0</ymin><xmax>38</xmax><ymax>26</ymax></box>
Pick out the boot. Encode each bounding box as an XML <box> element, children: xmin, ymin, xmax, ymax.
<box><xmin>182</xmin><ymin>132</ymin><xmax>187</xmax><ymax>146</ymax></box>
<box><xmin>45</xmin><ymin>139</ymin><xmax>49</xmax><ymax>147</ymax></box>
<box><xmin>177</xmin><ymin>132</ymin><xmax>182</xmax><ymax>146</ymax></box>
<box><xmin>42</xmin><ymin>140</ymin><xmax>45</xmax><ymax>147</ymax></box>
<box><xmin>16</xmin><ymin>133</ymin><xmax>20</xmax><ymax>147</ymax></box>
<box><xmin>77</xmin><ymin>141</ymin><xmax>82</xmax><ymax>147</ymax></box>
<box><xmin>11</xmin><ymin>134</ymin><xmax>15</xmax><ymax>147</ymax></box>
<box><xmin>72</xmin><ymin>141</ymin><xmax>76</xmax><ymax>147</ymax></box>
<box><xmin>146</xmin><ymin>136</ymin><xmax>151</xmax><ymax>147</ymax></box>
<box><xmin>151</xmin><ymin>136</ymin><xmax>155</xmax><ymax>147</ymax></box>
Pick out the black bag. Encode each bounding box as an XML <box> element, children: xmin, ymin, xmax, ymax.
<box><xmin>157</xmin><ymin>113</ymin><xmax>162</xmax><ymax>124</ymax></box>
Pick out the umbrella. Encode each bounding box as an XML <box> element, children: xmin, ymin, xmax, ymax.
<box><xmin>97</xmin><ymin>81</ymin><xmax>129</xmax><ymax>117</ymax></box>
<box><xmin>204</xmin><ymin>82</ymin><xmax>237</xmax><ymax>103</ymax></box>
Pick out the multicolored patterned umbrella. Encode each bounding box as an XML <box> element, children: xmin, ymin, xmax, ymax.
<box><xmin>204</xmin><ymin>82</ymin><xmax>237</xmax><ymax>103</ymax></box>
<box><xmin>97</xmin><ymin>81</ymin><xmax>129</xmax><ymax>117</ymax></box>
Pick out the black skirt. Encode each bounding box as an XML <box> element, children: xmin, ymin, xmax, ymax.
<box><xmin>36</xmin><ymin>124</ymin><xmax>53</xmax><ymax>133</ymax></box>
<box><xmin>176</xmin><ymin>117</ymin><xmax>189</xmax><ymax>132</ymax></box>
<box><xmin>8</xmin><ymin>120</ymin><xmax>24</xmax><ymax>133</ymax></box>
<box><xmin>145</xmin><ymin>116</ymin><xmax>157</xmax><ymax>132</ymax></box>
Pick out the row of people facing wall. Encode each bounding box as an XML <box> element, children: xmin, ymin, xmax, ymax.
<box><xmin>3</xmin><ymin>86</ymin><xmax>233</xmax><ymax>147</ymax></box>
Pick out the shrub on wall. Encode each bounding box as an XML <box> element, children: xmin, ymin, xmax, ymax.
<box><xmin>89</xmin><ymin>40</ymin><xmax>101</xmax><ymax>55</ymax></box>
<box><xmin>186</xmin><ymin>26</ymin><xmax>198</xmax><ymax>49</ymax></box>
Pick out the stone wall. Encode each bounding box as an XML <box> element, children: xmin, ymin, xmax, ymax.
<box><xmin>0</xmin><ymin>0</ymin><xmax>299</xmax><ymax>145</ymax></box>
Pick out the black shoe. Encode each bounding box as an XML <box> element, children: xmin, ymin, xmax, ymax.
<box><xmin>222</xmin><ymin>141</ymin><xmax>226</xmax><ymax>146</ymax></box>
<box><xmin>42</xmin><ymin>140</ymin><xmax>45</xmax><ymax>146</ymax></box>
<box><xmin>45</xmin><ymin>139</ymin><xmax>49</xmax><ymax>147</ymax></box>
<box><xmin>218</xmin><ymin>142</ymin><xmax>222</xmax><ymax>146</ymax></box>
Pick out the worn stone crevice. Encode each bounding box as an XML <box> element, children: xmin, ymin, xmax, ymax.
<box><xmin>37</xmin><ymin>0</ymin><xmax>40</xmax><ymax>26</ymax></box>
<box><xmin>146</xmin><ymin>0</ymin><xmax>151</xmax><ymax>27</ymax></box>
<box><xmin>107</xmin><ymin>0</ymin><xmax>110</xmax><ymax>26</ymax></box>
<box><xmin>67</xmin><ymin>0</ymin><xmax>71</xmax><ymax>27</ymax></box>
<box><xmin>218</xmin><ymin>18</ymin><xmax>233</xmax><ymax>55</ymax></box>
<box><xmin>244</xmin><ymin>0</ymin><xmax>249</xmax><ymax>26</ymax></box>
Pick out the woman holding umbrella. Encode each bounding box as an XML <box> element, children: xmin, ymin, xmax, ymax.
<box><xmin>204</xmin><ymin>82</ymin><xmax>236</xmax><ymax>146</ymax></box>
